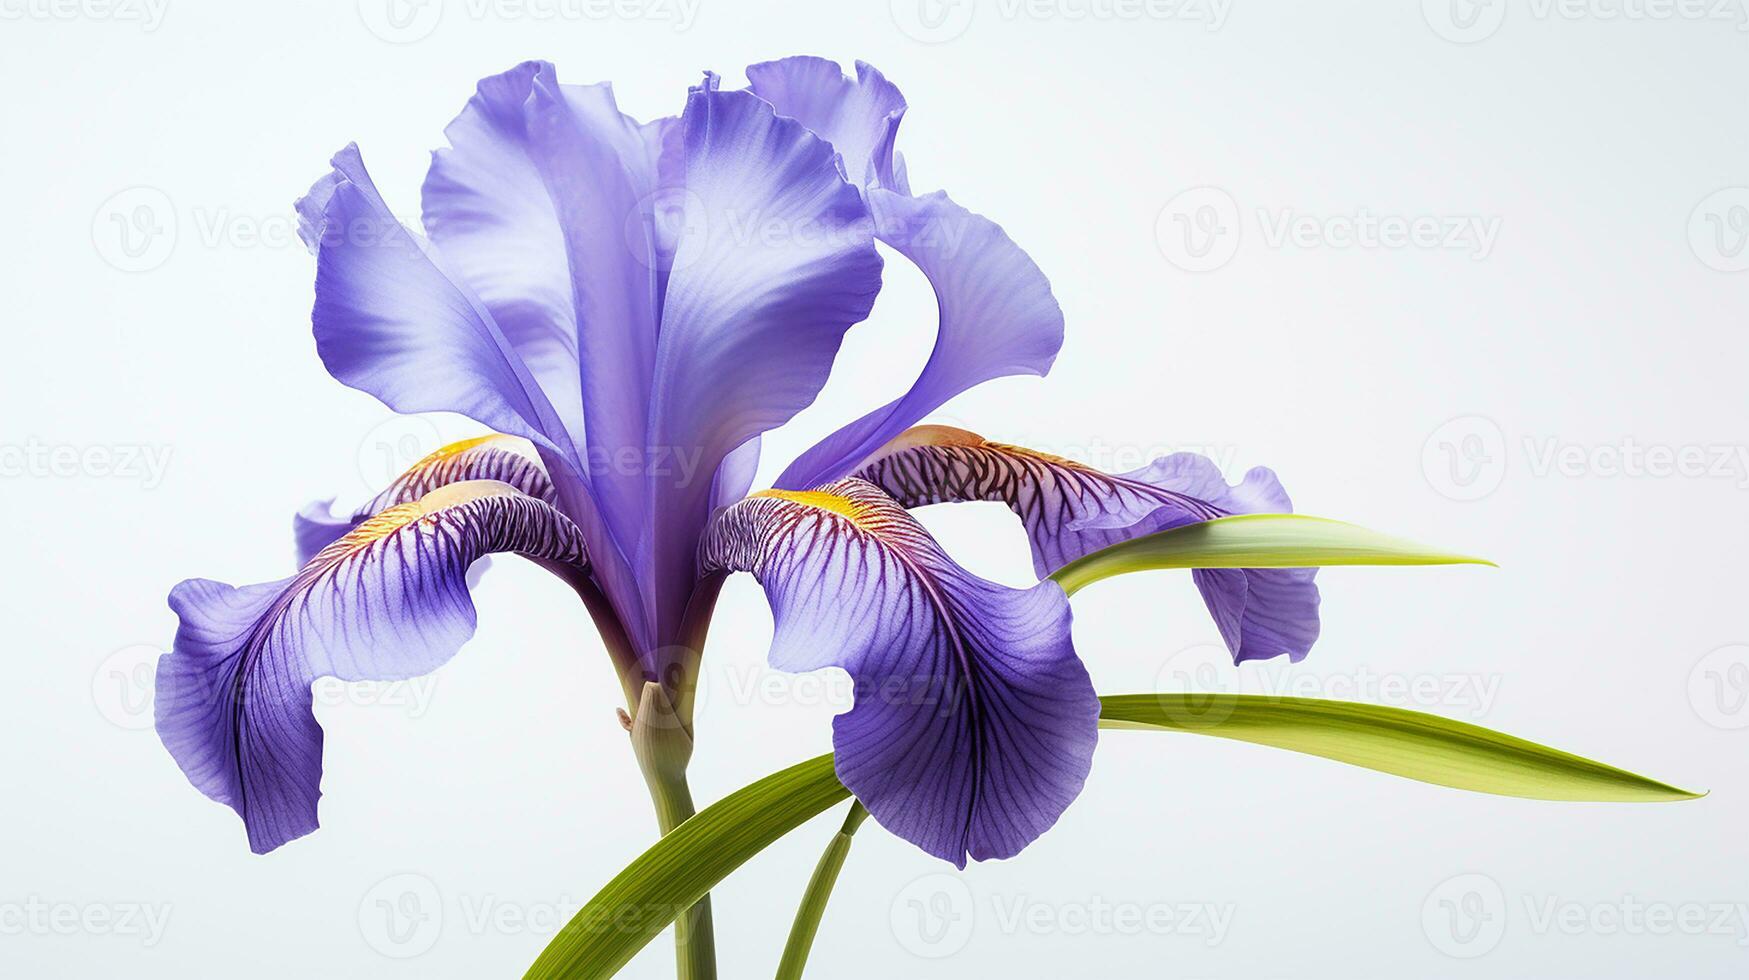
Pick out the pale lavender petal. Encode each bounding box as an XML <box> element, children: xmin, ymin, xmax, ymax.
<box><xmin>700</xmin><ymin>479</ymin><xmax>1098</xmax><ymax>866</ymax></box>
<box><xmin>296</xmin><ymin>145</ymin><xmax>577</xmax><ymax>464</ymax></box>
<box><xmin>422</xmin><ymin>61</ymin><xmax>664</xmax><ymax>558</ymax></box>
<box><xmin>420</xmin><ymin>62</ymin><xmax>583</xmax><ymax>446</ymax></box>
<box><xmin>520</xmin><ymin>66</ymin><xmax>668</xmax><ymax>553</ymax></box>
<box><xmin>157</xmin><ymin>481</ymin><xmax>588</xmax><ymax>853</ymax></box>
<box><xmin>777</xmin><ymin>189</ymin><xmax>1063</xmax><ymax>488</ymax></box>
<box><xmin>709</xmin><ymin>436</ymin><xmax>762</xmax><ymax>514</ymax></box>
<box><xmin>745</xmin><ymin>57</ymin><xmax>906</xmax><ymax>188</ymax></box>
<box><xmin>1191</xmin><ymin>566</ymin><xmax>1321</xmax><ymax>667</ymax></box>
<box><xmin>743</xmin><ymin>60</ymin><xmax>1061</xmax><ymax>490</ymax></box>
<box><xmin>644</xmin><ymin>86</ymin><xmax>882</xmax><ymax>646</ymax></box>
<box><xmin>855</xmin><ymin>428</ymin><xmax>1321</xmax><ymax>663</ymax></box>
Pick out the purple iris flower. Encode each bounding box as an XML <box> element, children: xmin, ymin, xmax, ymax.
<box><xmin>155</xmin><ymin>57</ymin><xmax>1319</xmax><ymax>866</ymax></box>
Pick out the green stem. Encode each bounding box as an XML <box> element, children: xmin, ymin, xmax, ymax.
<box><xmin>630</xmin><ymin>682</ymin><xmax>717</xmax><ymax>980</ymax></box>
<box><xmin>774</xmin><ymin>802</ymin><xmax>870</xmax><ymax>980</ymax></box>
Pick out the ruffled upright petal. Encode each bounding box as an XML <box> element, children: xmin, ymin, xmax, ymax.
<box><xmin>292</xmin><ymin>433</ymin><xmax>556</xmax><ymax>564</ymax></box>
<box><xmin>855</xmin><ymin>427</ymin><xmax>1321</xmax><ymax>663</ymax></box>
<box><xmin>156</xmin><ymin>481</ymin><xmax>588</xmax><ymax>853</ymax></box>
<box><xmin>776</xmin><ymin>189</ymin><xmax>1063</xmax><ymax>488</ymax></box>
<box><xmin>518</xmin><ymin>66</ymin><xmax>670</xmax><ymax>552</ymax></box>
<box><xmin>644</xmin><ymin>86</ymin><xmax>883</xmax><ymax>645</ymax></box>
<box><xmin>745</xmin><ymin>57</ymin><xmax>906</xmax><ymax>188</ymax></box>
<box><xmin>701</xmin><ymin>478</ymin><xmax>1098</xmax><ymax>866</ymax></box>
<box><xmin>297</xmin><ymin>145</ymin><xmax>577</xmax><ymax>464</ymax></box>
<box><xmin>420</xmin><ymin>62</ymin><xmax>584</xmax><ymax>444</ymax></box>
<box><xmin>744</xmin><ymin>58</ymin><xmax>1064</xmax><ymax>491</ymax></box>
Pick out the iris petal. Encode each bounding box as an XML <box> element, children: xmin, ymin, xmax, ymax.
<box><xmin>700</xmin><ymin>478</ymin><xmax>1098</xmax><ymax>867</ymax></box>
<box><xmin>745</xmin><ymin>57</ymin><xmax>906</xmax><ymax>188</ymax></box>
<box><xmin>296</xmin><ymin>144</ymin><xmax>577</xmax><ymax>466</ymax></box>
<box><xmin>421</xmin><ymin>62</ymin><xmax>584</xmax><ymax>446</ymax></box>
<box><xmin>855</xmin><ymin>427</ymin><xmax>1322</xmax><ymax>663</ymax></box>
<box><xmin>644</xmin><ymin>85</ymin><xmax>883</xmax><ymax>647</ymax></box>
<box><xmin>292</xmin><ymin>433</ymin><xmax>557</xmax><ymax>565</ymax></box>
<box><xmin>776</xmin><ymin>189</ymin><xmax>1064</xmax><ymax>488</ymax></box>
<box><xmin>744</xmin><ymin>58</ymin><xmax>1064</xmax><ymax>491</ymax></box>
<box><xmin>423</xmin><ymin>60</ymin><xmax>665</xmax><ymax>554</ymax></box>
<box><xmin>156</xmin><ymin>481</ymin><xmax>588</xmax><ymax>853</ymax></box>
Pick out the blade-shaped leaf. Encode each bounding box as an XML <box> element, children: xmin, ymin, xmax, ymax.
<box><xmin>525</xmin><ymin>754</ymin><xmax>846</xmax><ymax>980</ymax></box>
<box><xmin>1100</xmin><ymin>693</ymin><xmax>1700</xmax><ymax>802</ymax></box>
<box><xmin>1050</xmin><ymin>513</ymin><xmax>1493</xmax><ymax>596</ymax></box>
<box><xmin>529</xmin><ymin>693</ymin><xmax>1696</xmax><ymax>979</ymax></box>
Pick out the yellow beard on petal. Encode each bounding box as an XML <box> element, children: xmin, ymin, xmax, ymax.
<box><xmin>751</xmin><ymin>488</ymin><xmax>876</xmax><ymax>526</ymax></box>
<box><xmin>316</xmin><ymin>480</ymin><xmax>521</xmax><ymax>566</ymax></box>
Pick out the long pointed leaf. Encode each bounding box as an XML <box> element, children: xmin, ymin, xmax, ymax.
<box><xmin>1100</xmin><ymin>693</ymin><xmax>1699</xmax><ymax>802</ymax></box>
<box><xmin>524</xmin><ymin>754</ymin><xmax>846</xmax><ymax>980</ymax></box>
<box><xmin>528</xmin><ymin>693</ymin><xmax>1696</xmax><ymax>978</ymax></box>
<box><xmin>1051</xmin><ymin>513</ymin><xmax>1493</xmax><ymax>596</ymax></box>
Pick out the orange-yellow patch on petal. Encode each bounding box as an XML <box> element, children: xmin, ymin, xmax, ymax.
<box><xmin>313</xmin><ymin>480</ymin><xmax>530</xmax><ymax>565</ymax></box>
<box><xmin>751</xmin><ymin>488</ymin><xmax>877</xmax><ymax>527</ymax></box>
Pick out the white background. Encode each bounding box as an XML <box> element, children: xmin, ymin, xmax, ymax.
<box><xmin>3</xmin><ymin>0</ymin><xmax>1747</xmax><ymax>976</ymax></box>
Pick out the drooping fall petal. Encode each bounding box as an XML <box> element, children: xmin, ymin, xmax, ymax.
<box><xmin>855</xmin><ymin>426</ymin><xmax>1321</xmax><ymax>663</ymax></box>
<box><xmin>157</xmin><ymin>481</ymin><xmax>588</xmax><ymax>853</ymax></box>
<box><xmin>700</xmin><ymin>478</ymin><xmax>1098</xmax><ymax>866</ymax></box>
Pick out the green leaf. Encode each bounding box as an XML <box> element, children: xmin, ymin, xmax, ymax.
<box><xmin>523</xmin><ymin>754</ymin><xmax>847</xmax><ymax>980</ymax></box>
<box><xmin>775</xmin><ymin>802</ymin><xmax>870</xmax><ymax>980</ymax></box>
<box><xmin>529</xmin><ymin>695</ymin><xmax>1697</xmax><ymax>978</ymax></box>
<box><xmin>1050</xmin><ymin>513</ymin><xmax>1494</xmax><ymax>596</ymax></box>
<box><xmin>1099</xmin><ymin>693</ymin><xmax>1701</xmax><ymax>802</ymax></box>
